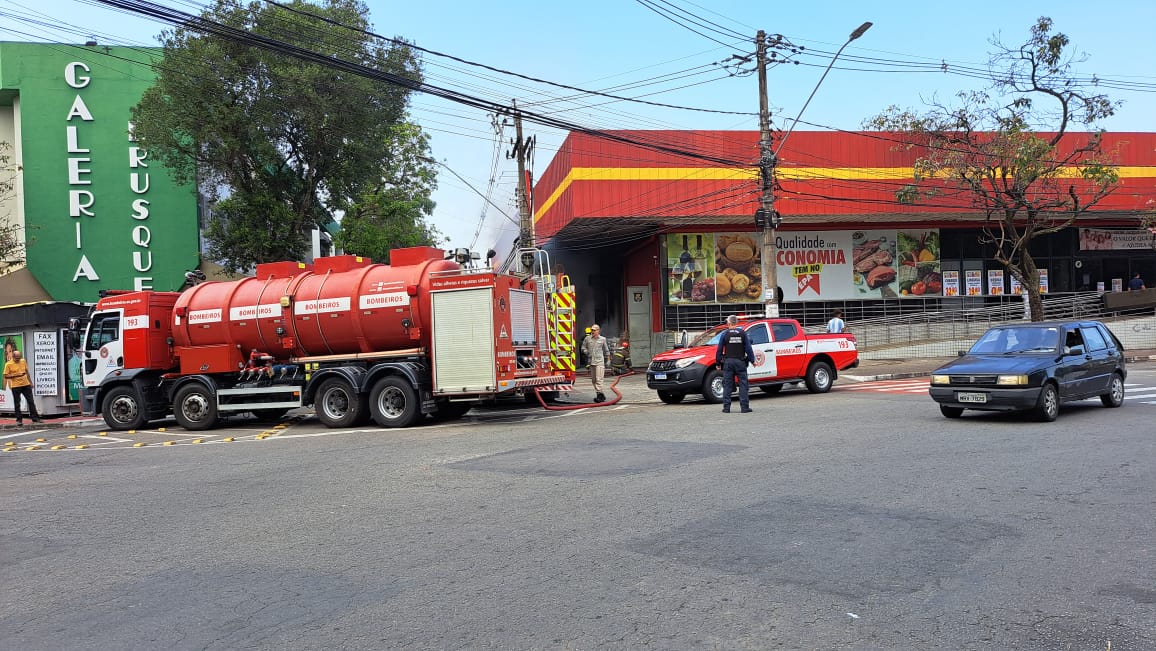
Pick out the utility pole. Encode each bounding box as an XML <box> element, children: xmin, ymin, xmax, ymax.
<box><xmin>755</xmin><ymin>31</ymin><xmax>781</xmax><ymax>317</ymax></box>
<box><xmin>506</xmin><ymin>101</ymin><xmax>536</xmax><ymax>272</ymax></box>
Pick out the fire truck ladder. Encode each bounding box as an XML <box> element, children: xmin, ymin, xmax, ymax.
<box><xmin>547</xmin><ymin>274</ymin><xmax>576</xmax><ymax>378</ymax></box>
<box><xmin>520</xmin><ymin>248</ymin><xmax>576</xmax><ymax>380</ymax></box>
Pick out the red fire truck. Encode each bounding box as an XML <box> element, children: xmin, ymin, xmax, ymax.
<box><xmin>72</xmin><ymin>247</ymin><xmax>576</xmax><ymax>431</ymax></box>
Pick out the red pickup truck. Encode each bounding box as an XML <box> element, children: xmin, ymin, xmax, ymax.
<box><xmin>646</xmin><ymin>317</ymin><xmax>860</xmax><ymax>404</ymax></box>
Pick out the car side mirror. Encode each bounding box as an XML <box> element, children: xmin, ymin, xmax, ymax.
<box><xmin>674</xmin><ymin>330</ymin><xmax>688</xmax><ymax>349</ymax></box>
<box><xmin>957</xmin><ymin>350</ymin><xmax>967</xmax><ymax>357</ymax></box>
<box><xmin>1064</xmin><ymin>345</ymin><xmax>1085</xmax><ymax>356</ymax></box>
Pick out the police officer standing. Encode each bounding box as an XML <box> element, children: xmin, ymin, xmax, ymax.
<box><xmin>714</xmin><ymin>315</ymin><xmax>755</xmax><ymax>413</ymax></box>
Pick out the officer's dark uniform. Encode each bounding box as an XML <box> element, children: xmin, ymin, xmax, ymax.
<box><xmin>714</xmin><ymin>324</ymin><xmax>755</xmax><ymax>413</ymax></box>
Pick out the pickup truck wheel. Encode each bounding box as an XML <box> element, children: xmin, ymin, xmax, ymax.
<box><xmin>1034</xmin><ymin>383</ymin><xmax>1060</xmax><ymax>422</ymax></box>
<box><xmin>759</xmin><ymin>384</ymin><xmax>783</xmax><ymax>395</ymax></box>
<box><xmin>940</xmin><ymin>405</ymin><xmax>964</xmax><ymax>419</ymax></box>
<box><xmin>315</xmin><ymin>378</ymin><xmax>365</xmax><ymax>428</ymax></box>
<box><xmin>173</xmin><ymin>383</ymin><xmax>219</xmax><ymax>431</ymax></box>
<box><xmin>369</xmin><ymin>377</ymin><xmax>420</xmax><ymax>428</ymax></box>
<box><xmin>804</xmin><ymin>360</ymin><xmax>834</xmax><ymax>393</ymax></box>
<box><xmin>657</xmin><ymin>390</ymin><xmax>685</xmax><ymax>404</ymax></box>
<box><xmin>702</xmin><ymin>369</ymin><xmax>725</xmax><ymax>404</ymax></box>
<box><xmin>101</xmin><ymin>386</ymin><xmax>149</xmax><ymax>430</ymax></box>
<box><xmin>1100</xmin><ymin>373</ymin><xmax>1124</xmax><ymax>408</ymax></box>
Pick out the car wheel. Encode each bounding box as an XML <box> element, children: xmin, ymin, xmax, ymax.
<box><xmin>804</xmin><ymin>361</ymin><xmax>834</xmax><ymax>393</ymax></box>
<box><xmin>315</xmin><ymin>378</ymin><xmax>365</xmax><ymax>428</ymax></box>
<box><xmin>702</xmin><ymin>369</ymin><xmax>725</xmax><ymax>404</ymax></box>
<box><xmin>368</xmin><ymin>376</ymin><xmax>420</xmax><ymax>428</ymax></box>
<box><xmin>1100</xmin><ymin>373</ymin><xmax>1125</xmax><ymax>408</ymax></box>
<box><xmin>1034</xmin><ymin>383</ymin><xmax>1059</xmax><ymax>422</ymax></box>
<box><xmin>759</xmin><ymin>384</ymin><xmax>783</xmax><ymax>395</ymax></box>
<box><xmin>101</xmin><ymin>385</ymin><xmax>149</xmax><ymax>430</ymax></box>
<box><xmin>657</xmin><ymin>390</ymin><xmax>685</xmax><ymax>404</ymax></box>
<box><xmin>173</xmin><ymin>383</ymin><xmax>220</xmax><ymax>431</ymax></box>
<box><xmin>940</xmin><ymin>405</ymin><xmax>964</xmax><ymax>419</ymax></box>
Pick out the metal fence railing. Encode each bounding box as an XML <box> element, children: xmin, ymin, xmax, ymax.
<box><xmin>660</xmin><ymin>292</ymin><xmax>1156</xmax><ymax>360</ymax></box>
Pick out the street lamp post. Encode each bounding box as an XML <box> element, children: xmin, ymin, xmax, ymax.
<box><xmin>758</xmin><ymin>22</ymin><xmax>872</xmax><ymax>317</ymax></box>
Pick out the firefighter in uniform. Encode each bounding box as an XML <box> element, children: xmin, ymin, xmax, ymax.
<box><xmin>583</xmin><ymin>324</ymin><xmax>612</xmax><ymax>402</ymax></box>
<box><xmin>714</xmin><ymin>315</ymin><xmax>755</xmax><ymax>413</ymax></box>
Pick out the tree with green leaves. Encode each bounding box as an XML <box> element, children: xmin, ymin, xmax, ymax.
<box><xmin>866</xmin><ymin>17</ymin><xmax>1120</xmax><ymax>321</ymax></box>
<box><xmin>131</xmin><ymin>0</ymin><xmax>438</xmax><ymax>273</ymax></box>
<box><xmin>336</xmin><ymin>121</ymin><xmax>442</xmax><ymax>263</ymax></box>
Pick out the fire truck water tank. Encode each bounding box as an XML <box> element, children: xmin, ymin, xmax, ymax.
<box><xmin>171</xmin><ymin>248</ymin><xmax>461</xmax><ymax>358</ymax></box>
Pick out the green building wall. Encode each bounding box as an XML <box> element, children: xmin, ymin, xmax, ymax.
<box><xmin>0</xmin><ymin>42</ymin><xmax>198</xmax><ymax>302</ymax></box>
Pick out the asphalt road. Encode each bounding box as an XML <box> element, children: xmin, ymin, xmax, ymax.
<box><xmin>2</xmin><ymin>370</ymin><xmax>1154</xmax><ymax>650</ymax></box>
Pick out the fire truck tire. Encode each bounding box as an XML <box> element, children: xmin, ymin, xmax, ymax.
<box><xmin>368</xmin><ymin>377</ymin><xmax>420</xmax><ymax>428</ymax></box>
<box><xmin>315</xmin><ymin>378</ymin><xmax>365</xmax><ymax>428</ymax></box>
<box><xmin>173</xmin><ymin>383</ymin><xmax>220</xmax><ymax>431</ymax></box>
<box><xmin>702</xmin><ymin>369</ymin><xmax>725</xmax><ymax>404</ymax></box>
<box><xmin>102</xmin><ymin>385</ymin><xmax>149</xmax><ymax>431</ymax></box>
<box><xmin>804</xmin><ymin>360</ymin><xmax>834</xmax><ymax>394</ymax></box>
<box><xmin>657</xmin><ymin>390</ymin><xmax>685</xmax><ymax>404</ymax></box>
<box><xmin>251</xmin><ymin>408</ymin><xmax>289</xmax><ymax>421</ymax></box>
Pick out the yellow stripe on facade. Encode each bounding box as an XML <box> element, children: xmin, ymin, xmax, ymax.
<box><xmin>534</xmin><ymin>165</ymin><xmax>1156</xmax><ymax>222</ymax></box>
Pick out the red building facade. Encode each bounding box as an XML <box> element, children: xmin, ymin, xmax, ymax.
<box><xmin>532</xmin><ymin>131</ymin><xmax>1156</xmax><ymax>363</ymax></box>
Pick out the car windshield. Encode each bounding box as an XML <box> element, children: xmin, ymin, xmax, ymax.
<box><xmin>969</xmin><ymin>326</ymin><xmax>1060</xmax><ymax>354</ymax></box>
<box><xmin>688</xmin><ymin>324</ymin><xmax>729</xmax><ymax>348</ymax></box>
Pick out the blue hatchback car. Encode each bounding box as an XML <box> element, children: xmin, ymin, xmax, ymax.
<box><xmin>928</xmin><ymin>320</ymin><xmax>1126</xmax><ymax>422</ymax></box>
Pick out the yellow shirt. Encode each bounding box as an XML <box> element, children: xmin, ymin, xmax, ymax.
<box><xmin>3</xmin><ymin>359</ymin><xmax>32</xmax><ymax>389</ymax></box>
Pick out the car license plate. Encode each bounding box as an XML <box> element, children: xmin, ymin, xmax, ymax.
<box><xmin>956</xmin><ymin>392</ymin><xmax>987</xmax><ymax>404</ymax></box>
<box><xmin>654</xmin><ymin>373</ymin><xmax>667</xmax><ymax>380</ymax></box>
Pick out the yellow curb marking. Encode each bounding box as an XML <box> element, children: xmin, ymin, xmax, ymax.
<box><xmin>67</xmin><ymin>434</ymin><xmax>77</xmax><ymax>439</ymax></box>
<box><xmin>35</xmin><ymin>437</ymin><xmax>46</xmax><ymax>442</ymax></box>
<box><xmin>163</xmin><ymin>441</ymin><xmax>176</xmax><ymax>446</ymax></box>
<box><xmin>25</xmin><ymin>446</ymin><xmax>41</xmax><ymax>451</ymax></box>
<box><xmin>192</xmin><ymin>439</ymin><xmax>205</xmax><ymax>444</ymax></box>
<box><xmin>132</xmin><ymin>442</ymin><xmax>147</xmax><ymax>447</ymax></box>
<box><xmin>222</xmin><ymin>437</ymin><xmax>235</xmax><ymax>442</ymax></box>
<box><xmin>50</xmin><ymin>445</ymin><xmax>67</xmax><ymax>450</ymax></box>
<box><xmin>74</xmin><ymin>445</ymin><xmax>88</xmax><ymax>449</ymax></box>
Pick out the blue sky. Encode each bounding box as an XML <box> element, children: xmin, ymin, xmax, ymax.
<box><xmin>3</xmin><ymin>0</ymin><xmax>1155</xmax><ymax>254</ymax></box>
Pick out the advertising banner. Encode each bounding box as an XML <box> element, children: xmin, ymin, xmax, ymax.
<box><xmin>942</xmin><ymin>270</ymin><xmax>960</xmax><ymax>297</ymax></box>
<box><xmin>32</xmin><ymin>331</ymin><xmax>58</xmax><ymax>397</ymax></box>
<box><xmin>1079</xmin><ymin>228</ymin><xmax>1156</xmax><ymax>251</ymax></box>
<box><xmin>965</xmin><ymin>270</ymin><xmax>983</xmax><ymax>296</ymax></box>
<box><xmin>1039</xmin><ymin>269</ymin><xmax>1049</xmax><ymax>294</ymax></box>
<box><xmin>895</xmin><ymin>230</ymin><xmax>942</xmax><ymax>297</ymax></box>
<box><xmin>665</xmin><ymin>233</ymin><xmax>716</xmax><ymax>304</ymax></box>
<box><xmin>1010</xmin><ymin>275</ymin><xmax>1023</xmax><ymax>295</ymax></box>
<box><xmin>1</xmin><ymin>333</ymin><xmax>26</xmax><ymax>411</ymax></box>
<box><xmin>988</xmin><ymin>269</ymin><xmax>1005</xmax><ymax>295</ymax></box>
<box><xmin>665</xmin><ymin>228</ymin><xmax>949</xmax><ymax>304</ymax></box>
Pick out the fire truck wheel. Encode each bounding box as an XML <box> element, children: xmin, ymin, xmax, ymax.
<box><xmin>702</xmin><ymin>369</ymin><xmax>725</xmax><ymax>404</ymax></box>
<box><xmin>315</xmin><ymin>378</ymin><xmax>365</xmax><ymax>428</ymax></box>
<box><xmin>173</xmin><ymin>383</ymin><xmax>220</xmax><ymax>431</ymax></box>
<box><xmin>102</xmin><ymin>385</ymin><xmax>149</xmax><ymax>430</ymax></box>
<box><xmin>657</xmin><ymin>390</ymin><xmax>685</xmax><ymax>404</ymax></box>
<box><xmin>804</xmin><ymin>360</ymin><xmax>834</xmax><ymax>394</ymax></box>
<box><xmin>369</xmin><ymin>377</ymin><xmax>420</xmax><ymax>428</ymax></box>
